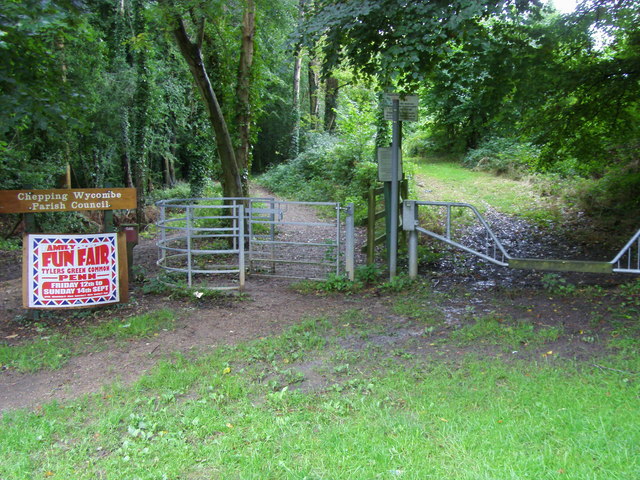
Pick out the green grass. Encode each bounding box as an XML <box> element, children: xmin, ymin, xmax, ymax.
<box><xmin>411</xmin><ymin>158</ymin><xmax>563</xmax><ymax>224</ymax></box>
<box><xmin>0</xmin><ymin>309</ymin><xmax>176</xmax><ymax>373</ymax></box>
<box><xmin>0</xmin><ymin>334</ymin><xmax>71</xmax><ymax>372</ymax></box>
<box><xmin>392</xmin><ymin>284</ymin><xmax>444</xmax><ymax>325</ymax></box>
<box><xmin>1</xmin><ymin>315</ymin><xmax>639</xmax><ymax>480</ymax></box>
<box><xmin>450</xmin><ymin>312</ymin><xmax>564</xmax><ymax>349</ymax></box>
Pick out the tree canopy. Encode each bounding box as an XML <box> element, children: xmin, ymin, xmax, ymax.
<box><xmin>301</xmin><ymin>0</ymin><xmax>542</xmax><ymax>86</ymax></box>
<box><xmin>0</xmin><ymin>0</ymin><xmax>638</xmax><ymax>231</ymax></box>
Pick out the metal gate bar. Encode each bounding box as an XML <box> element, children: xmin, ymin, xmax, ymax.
<box><xmin>156</xmin><ymin>199</ymin><xmax>248</xmax><ymax>290</ymax></box>
<box><xmin>247</xmin><ymin>200</ymin><xmax>352</xmax><ymax>280</ymax></box>
<box><xmin>156</xmin><ymin>197</ymin><xmax>355</xmax><ymax>289</ymax></box>
<box><xmin>612</xmin><ymin>229</ymin><xmax>640</xmax><ymax>274</ymax></box>
<box><xmin>404</xmin><ymin>200</ymin><xmax>640</xmax><ymax>277</ymax></box>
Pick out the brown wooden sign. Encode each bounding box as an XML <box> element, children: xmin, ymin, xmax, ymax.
<box><xmin>0</xmin><ymin>188</ymin><xmax>136</xmax><ymax>214</ymax></box>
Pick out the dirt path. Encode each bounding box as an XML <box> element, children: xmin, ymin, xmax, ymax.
<box><xmin>0</xmin><ymin>184</ymin><xmax>632</xmax><ymax>413</ymax></box>
<box><xmin>0</xmin><ymin>187</ymin><xmax>371</xmax><ymax>412</ymax></box>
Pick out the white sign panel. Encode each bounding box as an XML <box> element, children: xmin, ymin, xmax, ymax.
<box><xmin>383</xmin><ymin>94</ymin><xmax>419</xmax><ymax>122</ymax></box>
<box><xmin>25</xmin><ymin>233</ymin><xmax>121</xmax><ymax>308</ymax></box>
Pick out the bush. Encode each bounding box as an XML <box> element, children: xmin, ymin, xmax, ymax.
<box><xmin>149</xmin><ymin>181</ymin><xmax>192</xmax><ymax>202</ymax></box>
<box><xmin>573</xmin><ymin>164</ymin><xmax>640</xmax><ymax>223</ymax></box>
<box><xmin>149</xmin><ymin>180</ymin><xmax>222</xmax><ymax>203</ymax></box>
<box><xmin>463</xmin><ymin>138</ymin><xmax>540</xmax><ymax>178</ymax></box>
<box><xmin>259</xmin><ymin>133</ymin><xmax>378</xmax><ymax>223</ymax></box>
<box><xmin>405</xmin><ymin>130</ymin><xmax>431</xmax><ymax>157</ymax></box>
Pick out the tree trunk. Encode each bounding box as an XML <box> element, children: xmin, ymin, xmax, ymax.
<box><xmin>120</xmin><ymin>109</ymin><xmax>134</xmax><ymax>188</ymax></box>
<box><xmin>235</xmin><ymin>0</ymin><xmax>256</xmax><ymax>197</ymax></box>
<box><xmin>290</xmin><ymin>50</ymin><xmax>302</xmax><ymax>159</ymax></box>
<box><xmin>166</xmin><ymin>8</ymin><xmax>243</xmax><ymax>199</ymax></box>
<box><xmin>308</xmin><ymin>57</ymin><xmax>320</xmax><ymax>128</ymax></box>
<box><xmin>132</xmin><ymin>0</ymin><xmax>148</xmax><ymax>225</ymax></box>
<box><xmin>289</xmin><ymin>0</ymin><xmax>307</xmax><ymax>159</ymax></box>
<box><xmin>163</xmin><ymin>155</ymin><xmax>175</xmax><ymax>187</ymax></box>
<box><xmin>324</xmin><ymin>76</ymin><xmax>339</xmax><ymax>133</ymax></box>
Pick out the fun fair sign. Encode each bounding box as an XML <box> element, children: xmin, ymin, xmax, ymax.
<box><xmin>24</xmin><ymin>233</ymin><xmax>128</xmax><ymax>308</ymax></box>
<box><xmin>0</xmin><ymin>188</ymin><xmax>136</xmax><ymax>213</ymax></box>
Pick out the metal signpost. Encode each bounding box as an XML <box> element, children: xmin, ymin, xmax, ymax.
<box><xmin>390</xmin><ymin>99</ymin><xmax>400</xmax><ymax>277</ymax></box>
<box><xmin>382</xmin><ymin>94</ymin><xmax>418</xmax><ymax>279</ymax></box>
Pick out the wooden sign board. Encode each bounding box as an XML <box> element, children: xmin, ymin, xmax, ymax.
<box><xmin>0</xmin><ymin>188</ymin><xmax>136</xmax><ymax>214</ymax></box>
<box><xmin>23</xmin><ymin>232</ymin><xmax>128</xmax><ymax>309</ymax></box>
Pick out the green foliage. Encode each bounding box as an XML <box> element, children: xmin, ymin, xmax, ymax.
<box><xmin>0</xmin><ymin>236</ymin><xmax>22</xmax><ymax>251</ymax></box>
<box><xmin>294</xmin><ymin>274</ymin><xmax>361</xmax><ymax>295</ymax></box>
<box><xmin>2</xmin><ymin>307</ymin><xmax>640</xmax><ymax>479</ymax></box>
<box><xmin>149</xmin><ymin>180</ymin><xmax>222</xmax><ymax>203</ymax></box>
<box><xmin>380</xmin><ymin>274</ymin><xmax>415</xmax><ymax>293</ymax></box>
<box><xmin>302</xmin><ymin>0</ymin><xmax>538</xmax><ymax>86</ymax></box>
<box><xmin>260</xmin><ymin>131</ymin><xmax>378</xmax><ymax>222</ymax></box>
<box><xmin>148</xmin><ymin>182</ymin><xmax>191</xmax><ymax>202</ymax></box>
<box><xmin>35</xmin><ymin>211</ymin><xmax>101</xmax><ymax>234</ymax></box>
<box><xmin>572</xmin><ymin>159</ymin><xmax>640</xmax><ymax>229</ymax></box>
<box><xmin>0</xmin><ymin>333</ymin><xmax>71</xmax><ymax>373</ymax></box>
<box><xmin>260</xmin><ymin>82</ymin><xmax>379</xmax><ymax>222</ymax></box>
<box><xmin>0</xmin><ymin>0</ymin><xmax>298</xmax><ymax>210</ymax></box>
<box><xmin>451</xmin><ymin>313</ymin><xmax>563</xmax><ymax>348</ymax></box>
<box><xmin>540</xmin><ymin>274</ymin><xmax>577</xmax><ymax>296</ymax></box>
<box><xmin>410</xmin><ymin>159</ymin><xmax>563</xmax><ymax>224</ymax></box>
<box><xmin>463</xmin><ymin>138</ymin><xmax>541</xmax><ymax>179</ymax></box>
<box><xmin>354</xmin><ymin>263</ymin><xmax>383</xmax><ymax>285</ymax></box>
<box><xmin>88</xmin><ymin>309</ymin><xmax>175</xmax><ymax>340</ymax></box>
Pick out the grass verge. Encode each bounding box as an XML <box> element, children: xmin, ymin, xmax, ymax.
<box><xmin>1</xmin><ymin>311</ymin><xmax>639</xmax><ymax>480</ymax></box>
<box><xmin>0</xmin><ymin>309</ymin><xmax>176</xmax><ymax>373</ymax></box>
<box><xmin>411</xmin><ymin>158</ymin><xmax>564</xmax><ymax>224</ymax></box>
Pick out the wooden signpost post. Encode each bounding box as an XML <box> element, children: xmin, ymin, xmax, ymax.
<box><xmin>0</xmin><ymin>187</ymin><xmax>136</xmax><ymax>310</ymax></box>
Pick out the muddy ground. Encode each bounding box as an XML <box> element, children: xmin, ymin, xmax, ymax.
<box><xmin>0</xmin><ymin>189</ymin><xmax>636</xmax><ymax>413</ymax></box>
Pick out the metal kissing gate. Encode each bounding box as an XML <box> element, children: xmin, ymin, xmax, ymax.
<box><xmin>155</xmin><ymin>197</ymin><xmax>355</xmax><ymax>290</ymax></box>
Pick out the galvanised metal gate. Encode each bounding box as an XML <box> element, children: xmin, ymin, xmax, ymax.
<box><xmin>402</xmin><ymin>200</ymin><xmax>640</xmax><ymax>277</ymax></box>
<box><xmin>155</xmin><ymin>197</ymin><xmax>355</xmax><ymax>290</ymax></box>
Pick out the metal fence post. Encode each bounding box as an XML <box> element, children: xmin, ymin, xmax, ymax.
<box><xmin>367</xmin><ymin>187</ymin><xmax>376</xmax><ymax>265</ymax></box>
<box><xmin>336</xmin><ymin>204</ymin><xmax>342</xmax><ymax>275</ymax></box>
<box><xmin>238</xmin><ymin>204</ymin><xmax>245</xmax><ymax>290</ymax></box>
<box><xmin>159</xmin><ymin>204</ymin><xmax>166</xmax><ymax>267</ymax></box>
<box><xmin>270</xmin><ymin>198</ymin><xmax>276</xmax><ymax>273</ymax></box>
<box><xmin>345</xmin><ymin>203</ymin><xmax>355</xmax><ymax>281</ymax></box>
<box><xmin>403</xmin><ymin>200</ymin><xmax>418</xmax><ymax>279</ymax></box>
<box><xmin>186</xmin><ymin>205</ymin><xmax>193</xmax><ymax>287</ymax></box>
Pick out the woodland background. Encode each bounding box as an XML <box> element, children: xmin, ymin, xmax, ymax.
<box><xmin>1</xmin><ymin>0</ymin><xmax>638</xmax><ymax>237</ymax></box>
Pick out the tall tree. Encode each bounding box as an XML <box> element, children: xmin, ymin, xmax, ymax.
<box><xmin>289</xmin><ymin>0</ymin><xmax>307</xmax><ymax>159</ymax></box>
<box><xmin>131</xmin><ymin>0</ymin><xmax>150</xmax><ymax>221</ymax></box>
<box><xmin>324</xmin><ymin>75</ymin><xmax>338</xmax><ymax>132</ymax></box>
<box><xmin>160</xmin><ymin>1</ymin><xmax>244</xmax><ymax>199</ymax></box>
<box><xmin>235</xmin><ymin>0</ymin><xmax>256</xmax><ymax>193</ymax></box>
<box><xmin>308</xmin><ymin>57</ymin><xmax>320</xmax><ymax>124</ymax></box>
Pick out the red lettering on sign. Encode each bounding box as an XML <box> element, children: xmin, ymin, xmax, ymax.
<box><xmin>42</xmin><ymin>250</ymin><xmax>74</xmax><ymax>267</ymax></box>
<box><xmin>77</xmin><ymin>244</ymin><xmax>109</xmax><ymax>266</ymax></box>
